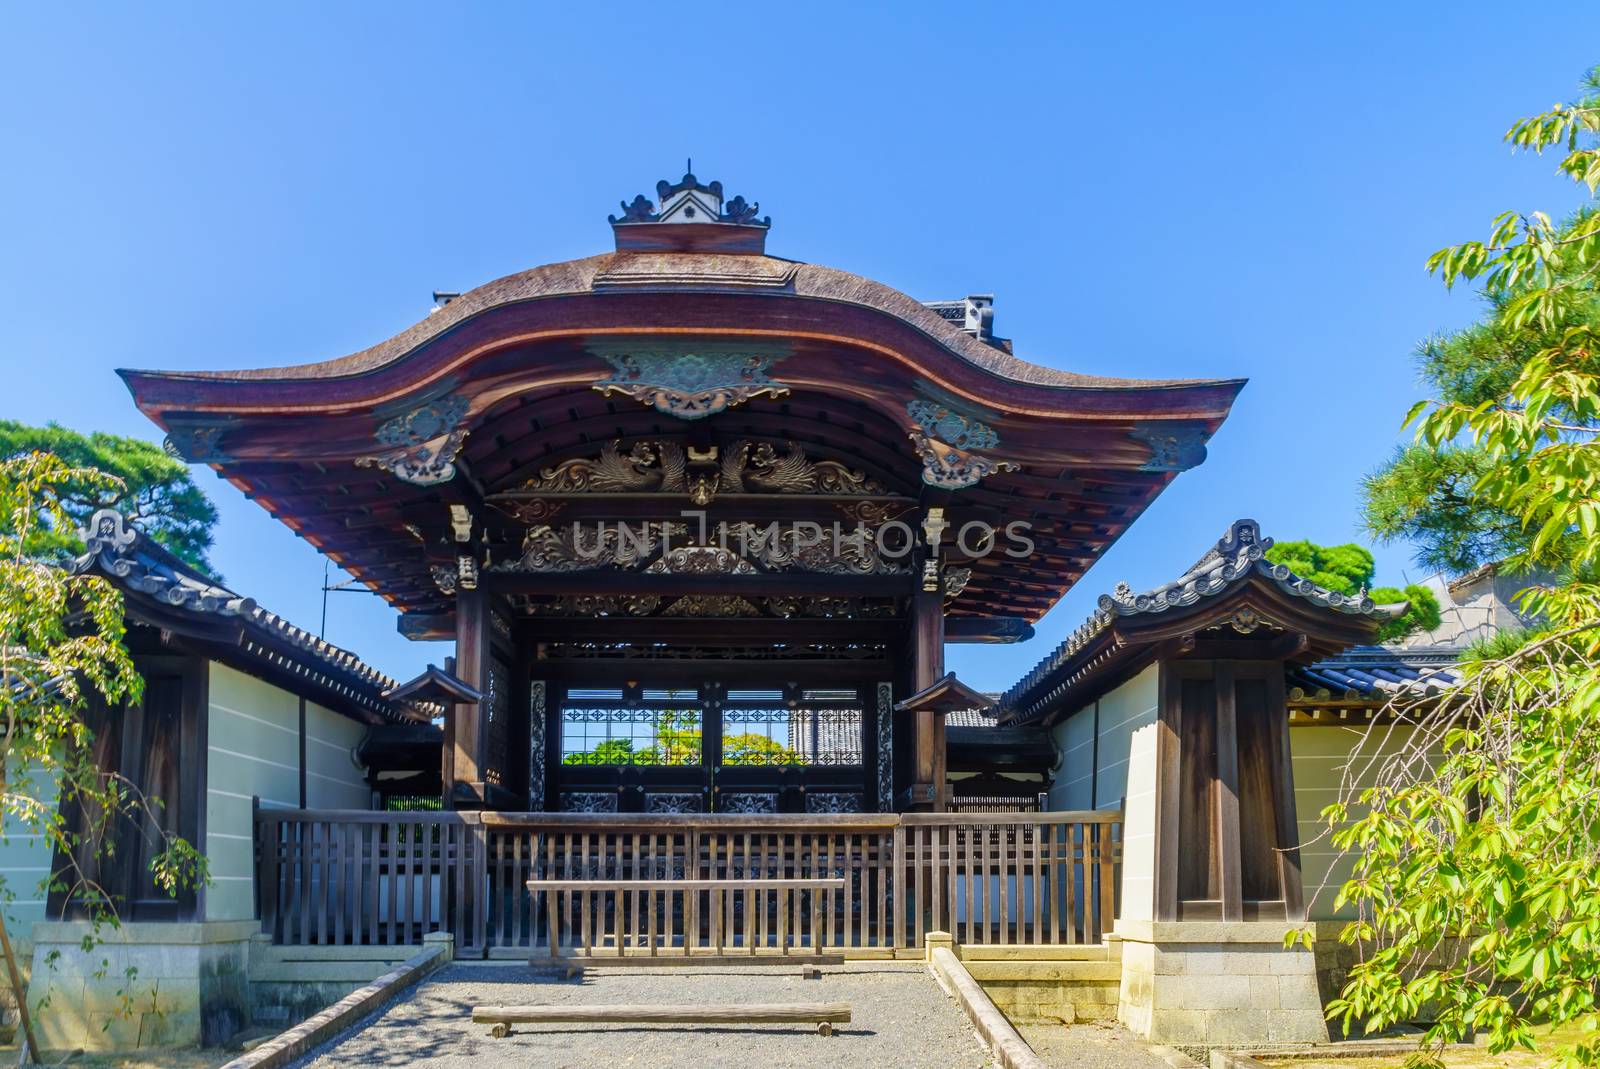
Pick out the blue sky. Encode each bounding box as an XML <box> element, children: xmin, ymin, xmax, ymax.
<box><xmin>1</xmin><ymin>4</ymin><xmax>1593</xmax><ymax>692</ymax></box>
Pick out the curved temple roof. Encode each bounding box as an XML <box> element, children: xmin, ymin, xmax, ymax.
<box><xmin>116</xmin><ymin>171</ymin><xmax>1246</xmax><ymax>626</ymax></box>
<box><xmin>118</xmin><ymin>252</ymin><xmax>1243</xmax><ymax>423</ymax></box>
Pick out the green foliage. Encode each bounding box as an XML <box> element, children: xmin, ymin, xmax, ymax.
<box><xmin>1364</xmin><ymin>445</ymin><xmax>1530</xmax><ymax>576</ymax></box>
<box><xmin>721</xmin><ymin>732</ymin><xmax>805</xmax><ymax>766</ymax></box>
<box><xmin>0</xmin><ymin>451</ymin><xmax>208</xmax><ymax>1049</ymax></box>
<box><xmin>1265</xmin><ymin>539</ymin><xmax>1376</xmax><ymax>595</ymax></box>
<box><xmin>1363</xmin><ymin>73</ymin><xmax>1600</xmax><ymax>579</ymax></box>
<box><xmin>1459</xmin><ymin>626</ymin><xmax>1550</xmax><ymax>666</ymax></box>
<box><xmin>0</xmin><ymin>421</ymin><xmax>219</xmax><ymax>577</ymax></box>
<box><xmin>1264</xmin><ymin>540</ymin><xmax>1441</xmax><ymax>641</ymax></box>
<box><xmin>1323</xmin><ymin>629</ymin><xmax>1600</xmax><ymax>1062</ymax></box>
<box><xmin>1370</xmin><ymin>584</ymin><xmax>1443</xmax><ymax>644</ymax></box>
<box><xmin>563</xmin><ymin>708</ymin><xmax>804</xmax><ymax>768</ymax></box>
<box><xmin>1321</xmin><ymin>66</ymin><xmax>1600</xmax><ymax>1067</ymax></box>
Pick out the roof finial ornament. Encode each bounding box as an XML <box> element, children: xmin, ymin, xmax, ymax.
<box><xmin>608</xmin><ymin>167</ymin><xmax>772</xmax><ymax>253</ymax></box>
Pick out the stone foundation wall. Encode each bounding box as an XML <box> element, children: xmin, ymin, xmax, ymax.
<box><xmin>1114</xmin><ymin>921</ymin><xmax>1329</xmax><ymax>1047</ymax></box>
<box><xmin>945</xmin><ymin>941</ymin><xmax>1123</xmax><ymax>1025</ymax></box>
<box><xmin>26</xmin><ymin>920</ymin><xmax>257</xmax><ymax>1051</ymax></box>
<box><xmin>247</xmin><ymin>937</ymin><xmax>431</xmax><ymax>1029</ymax></box>
<box><xmin>976</xmin><ymin>975</ymin><xmax>1121</xmax><ymax>1024</ymax></box>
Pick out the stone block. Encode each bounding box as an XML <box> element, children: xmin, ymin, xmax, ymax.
<box><xmin>34</xmin><ymin>995</ymin><xmax>88</xmax><ymax>1051</ymax></box>
<box><xmin>1275</xmin><ymin>970</ymin><xmax>1323</xmax><ymax>1004</ymax></box>
<box><xmin>1191</xmin><ymin>1010</ymin><xmax>1266</xmax><ymax>1045</ymax></box>
<box><xmin>31</xmin><ymin>976</ymin><xmax>83</xmax><ymax>1012</ymax></box>
<box><xmin>1262</xmin><ymin>1008</ymin><xmax>1330</xmax><ymax>1044</ymax></box>
<box><xmin>1150</xmin><ymin>946</ymin><xmax>1188</xmax><ymax>975</ymax></box>
<box><xmin>79</xmin><ymin>980</ymin><xmax>156</xmax><ymax>1015</ymax></box>
<box><xmin>39</xmin><ymin>945</ymin><xmax>128</xmax><ymax>981</ymax></box>
<box><xmin>1146</xmin><ymin>1007</ymin><xmax>1209</xmax><ymax>1043</ymax></box>
<box><xmin>964</xmin><ymin>960</ymin><xmax>1121</xmax><ymax>982</ymax></box>
<box><xmin>1268</xmin><ymin>948</ymin><xmax>1316</xmax><ymax>974</ymax></box>
<box><xmin>1248</xmin><ymin>975</ymin><xmax>1280</xmax><ymax>1009</ymax></box>
<box><xmin>1074</xmin><ymin>983</ymin><xmax>1121</xmax><ymax>1006</ymax></box>
<box><xmin>81</xmin><ymin>1011</ymin><xmax>144</xmax><ymax>1052</ymax></box>
<box><xmin>140</xmin><ymin>945</ymin><xmax>201</xmax><ymax>979</ymax></box>
<box><xmin>139</xmin><ymin>1010</ymin><xmax>202</xmax><ymax>1047</ymax></box>
<box><xmin>1155</xmin><ymin>973</ymin><xmax>1240</xmax><ymax>1010</ymax></box>
<box><xmin>201</xmin><ymin>943</ymin><xmax>247</xmax><ymax>978</ymax></box>
<box><xmin>151</xmin><ymin>977</ymin><xmax>203</xmax><ymax>1016</ymax></box>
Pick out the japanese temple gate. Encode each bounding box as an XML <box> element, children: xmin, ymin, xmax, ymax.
<box><xmin>90</xmin><ymin>170</ymin><xmax>1419</xmax><ymax>1042</ymax></box>
<box><xmin>121</xmin><ymin>170</ymin><xmax>1242</xmax><ymax>818</ymax></box>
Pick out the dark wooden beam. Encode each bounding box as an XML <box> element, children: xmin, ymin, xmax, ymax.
<box><xmin>517</xmin><ymin>617</ymin><xmax>898</xmax><ymax>644</ymax></box>
<box><xmin>944</xmin><ymin>616</ymin><xmax>1034</xmax><ymax>644</ymax></box>
<box><xmin>484</xmin><ymin>571</ymin><xmax>916</xmax><ymax>597</ymax></box>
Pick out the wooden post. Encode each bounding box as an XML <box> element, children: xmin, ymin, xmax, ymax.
<box><xmin>908</xmin><ymin>592</ymin><xmax>946</xmax><ymax>811</ymax></box>
<box><xmin>0</xmin><ymin>908</ymin><xmax>39</xmax><ymax>1061</ymax></box>
<box><xmin>1214</xmin><ymin>662</ymin><xmax>1243</xmax><ymax>923</ymax></box>
<box><xmin>452</xmin><ymin>587</ymin><xmax>488</xmax><ymax>807</ymax></box>
<box><xmin>1266</xmin><ymin>667</ymin><xmax>1306</xmax><ymax>919</ymax></box>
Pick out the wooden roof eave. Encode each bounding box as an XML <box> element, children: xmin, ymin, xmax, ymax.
<box><xmin>896</xmin><ymin>672</ymin><xmax>997</xmax><ymax>716</ymax></box>
<box><xmin>120</xmin><ymin>594</ymin><xmax>401</xmax><ymax>727</ymax></box>
<box><xmin>117</xmin><ymin>286</ymin><xmax>1244</xmax><ymax>435</ymax></box>
<box><xmin>1003</xmin><ymin>580</ymin><xmax>1388</xmax><ymax>729</ymax></box>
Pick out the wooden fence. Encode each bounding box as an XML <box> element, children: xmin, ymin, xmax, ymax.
<box><xmin>253</xmin><ymin>809</ymin><xmax>1120</xmax><ymax>957</ymax></box>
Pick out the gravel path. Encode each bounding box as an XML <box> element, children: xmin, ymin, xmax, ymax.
<box><xmin>288</xmin><ymin>961</ymin><xmax>995</xmax><ymax>1069</ymax></box>
<box><xmin>1020</xmin><ymin>1021</ymin><xmax>1192</xmax><ymax>1069</ymax></box>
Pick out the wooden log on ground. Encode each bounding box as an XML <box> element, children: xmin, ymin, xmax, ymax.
<box><xmin>473</xmin><ymin>1002</ymin><xmax>852</xmax><ymax>1037</ymax></box>
<box><xmin>524</xmin><ymin>878</ymin><xmax>846</xmax><ymax>891</ymax></box>
<box><xmin>527</xmin><ymin>954</ymin><xmax>844</xmax><ymax>970</ymax></box>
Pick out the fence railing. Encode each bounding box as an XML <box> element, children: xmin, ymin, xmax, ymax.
<box><xmin>253</xmin><ymin>809</ymin><xmax>1120</xmax><ymax>956</ymax></box>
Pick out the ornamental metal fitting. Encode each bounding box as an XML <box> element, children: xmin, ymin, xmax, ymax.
<box><xmin>162</xmin><ymin>418</ymin><xmax>238</xmax><ymax>464</ymax></box>
<box><xmin>589</xmin><ymin>342</ymin><xmax>790</xmax><ymax>420</ymax></box>
<box><xmin>905</xmin><ymin>399</ymin><xmax>1019</xmax><ymax>489</ymax></box>
<box><xmin>356</xmin><ymin>394</ymin><xmax>472</xmax><ymax>486</ymax></box>
<box><xmin>1130</xmin><ymin>421</ymin><xmax>1209</xmax><ymax>473</ymax></box>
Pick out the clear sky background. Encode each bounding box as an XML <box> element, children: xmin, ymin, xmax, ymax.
<box><xmin>2</xmin><ymin>4</ymin><xmax>1593</xmax><ymax>692</ymax></box>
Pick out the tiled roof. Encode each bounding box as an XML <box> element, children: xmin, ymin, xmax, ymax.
<box><xmin>945</xmin><ymin>708</ymin><xmax>998</xmax><ymax>728</ymax></box>
<box><xmin>74</xmin><ymin>509</ymin><xmax>415</xmax><ymax>722</ymax></box>
<box><xmin>1003</xmin><ymin>519</ymin><xmax>1402</xmax><ymax>712</ymax></box>
<box><xmin>1288</xmin><ymin>646</ymin><xmax>1460</xmax><ymax>701</ymax></box>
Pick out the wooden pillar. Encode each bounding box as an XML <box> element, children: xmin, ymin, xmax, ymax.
<box><xmin>1213</xmin><ymin>662</ymin><xmax>1243</xmax><ymax>922</ymax></box>
<box><xmin>451</xmin><ymin>586</ymin><xmax>488</xmax><ymax>808</ymax></box>
<box><xmin>909</xmin><ymin>591</ymin><xmax>947</xmax><ymax>811</ymax></box>
<box><xmin>1155</xmin><ymin>658</ymin><xmax>1305</xmax><ymax>923</ymax></box>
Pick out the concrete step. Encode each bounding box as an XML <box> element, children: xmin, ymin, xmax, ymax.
<box><xmin>961</xmin><ymin>959</ymin><xmax>1123</xmax><ymax>983</ymax></box>
<box><xmin>257</xmin><ymin>943</ymin><xmax>422</xmax><ymax>961</ymax></box>
<box><xmin>252</xmin><ymin>959</ymin><xmax>410</xmax><ymax>984</ymax></box>
<box><xmin>956</xmin><ymin>943</ymin><xmax>1111</xmax><ymax>962</ymax></box>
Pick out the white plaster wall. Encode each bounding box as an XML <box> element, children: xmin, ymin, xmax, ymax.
<box><xmin>1047</xmin><ymin>706</ymin><xmax>1095</xmax><ymax>811</ymax></box>
<box><xmin>1100</xmin><ymin>667</ymin><xmax>1160</xmax><ymax>922</ymax></box>
<box><xmin>204</xmin><ymin>664</ymin><xmax>371</xmax><ymax>921</ymax></box>
<box><xmin>1291</xmin><ymin>722</ymin><xmax>1419</xmax><ymax>920</ymax></box>
<box><xmin>1046</xmin><ymin>665</ymin><xmax>1161</xmax><ymax>923</ymax></box>
<box><xmin>304</xmin><ymin>702</ymin><xmax>370</xmax><ymax>810</ymax></box>
<box><xmin>0</xmin><ymin>763</ymin><xmax>59</xmax><ymax>936</ymax></box>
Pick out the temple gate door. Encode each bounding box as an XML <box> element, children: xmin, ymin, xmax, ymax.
<box><xmin>554</xmin><ymin>683</ymin><xmax>714</xmax><ymax>814</ymax></box>
<box><xmin>550</xmin><ymin>681</ymin><xmax>872</xmax><ymax>814</ymax></box>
